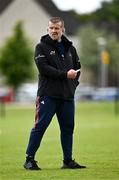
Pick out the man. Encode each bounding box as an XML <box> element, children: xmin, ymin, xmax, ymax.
<box><xmin>24</xmin><ymin>17</ymin><xmax>86</xmax><ymax>170</ymax></box>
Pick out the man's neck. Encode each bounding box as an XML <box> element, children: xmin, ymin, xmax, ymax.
<box><xmin>57</xmin><ymin>38</ymin><xmax>62</xmax><ymax>42</ymax></box>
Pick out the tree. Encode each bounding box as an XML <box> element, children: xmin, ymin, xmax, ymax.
<box><xmin>78</xmin><ymin>25</ymin><xmax>119</xmax><ymax>86</ymax></box>
<box><xmin>74</xmin><ymin>0</ymin><xmax>119</xmax><ymax>39</ymax></box>
<box><xmin>0</xmin><ymin>21</ymin><xmax>34</xmax><ymax>91</ymax></box>
<box><xmin>76</xmin><ymin>0</ymin><xmax>119</xmax><ymax>24</ymax></box>
<box><xmin>93</xmin><ymin>0</ymin><xmax>119</xmax><ymax>23</ymax></box>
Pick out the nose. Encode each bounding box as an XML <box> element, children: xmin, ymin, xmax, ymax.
<box><xmin>52</xmin><ymin>28</ymin><xmax>56</xmax><ymax>32</ymax></box>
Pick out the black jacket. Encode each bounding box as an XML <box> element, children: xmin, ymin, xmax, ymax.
<box><xmin>35</xmin><ymin>34</ymin><xmax>81</xmax><ymax>100</ymax></box>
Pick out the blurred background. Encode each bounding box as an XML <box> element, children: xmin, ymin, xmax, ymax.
<box><xmin>0</xmin><ymin>0</ymin><xmax>119</xmax><ymax>112</ymax></box>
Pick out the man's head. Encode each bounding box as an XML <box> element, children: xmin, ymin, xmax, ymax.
<box><xmin>47</xmin><ymin>17</ymin><xmax>65</xmax><ymax>41</ymax></box>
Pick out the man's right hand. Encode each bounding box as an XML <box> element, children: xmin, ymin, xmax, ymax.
<box><xmin>67</xmin><ymin>69</ymin><xmax>77</xmax><ymax>79</ymax></box>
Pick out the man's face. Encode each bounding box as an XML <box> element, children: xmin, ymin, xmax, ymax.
<box><xmin>47</xmin><ymin>21</ymin><xmax>64</xmax><ymax>41</ymax></box>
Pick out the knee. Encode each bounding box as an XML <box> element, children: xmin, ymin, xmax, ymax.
<box><xmin>61</xmin><ymin>125</ymin><xmax>74</xmax><ymax>135</ymax></box>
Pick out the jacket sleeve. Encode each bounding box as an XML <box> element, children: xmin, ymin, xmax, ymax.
<box><xmin>71</xmin><ymin>46</ymin><xmax>81</xmax><ymax>80</ymax></box>
<box><xmin>34</xmin><ymin>44</ymin><xmax>67</xmax><ymax>80</ymax></box>
<box><xmin>71</xmin><ymin>46</ymin><xmax>81</xmax><ymax>70</ymax></box>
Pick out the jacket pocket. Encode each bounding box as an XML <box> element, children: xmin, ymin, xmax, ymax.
<box><xmin>73</xmin><ymin>79</ymin><xmax>79</xmax><ymax>87</ymax></box>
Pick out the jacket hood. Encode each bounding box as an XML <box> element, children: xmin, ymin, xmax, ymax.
<box><xmin>40</xmin><ymin>34</ymin><xmax>72</xmax><ymax>50</ymax></box>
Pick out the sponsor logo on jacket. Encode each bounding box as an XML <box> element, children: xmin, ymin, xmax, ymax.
<box><xmin>50</xmin><ymin>51</ymin><xmax>55</xmax><ymax>55</ymax></box>
<box><xmin>35</xmin><ymin>54</ymin><xmax>45</xmax><ymax>59</ymax></box>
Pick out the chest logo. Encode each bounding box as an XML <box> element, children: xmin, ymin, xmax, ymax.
<box><xmin>50</xmin><ymin>51</ymin><xmax>55</xmax><ymax>55</ymax></box>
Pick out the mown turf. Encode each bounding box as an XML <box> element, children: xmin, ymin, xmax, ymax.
<box><xmin>0</xmin><ymin>101</ymin><xmax>119</xmax><ymax>180</ymax></box>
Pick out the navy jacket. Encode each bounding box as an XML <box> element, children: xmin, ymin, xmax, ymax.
<box><xmin>35</xmin><ymin>34</ymin><xmax>81</xmax><ymax>100</ymax></box>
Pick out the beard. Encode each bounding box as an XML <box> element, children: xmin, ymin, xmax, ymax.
<box><xmin>50</xmin><ymin>33</ymin><xmax>62</xmax><ymax>41</ymax></box>
<box><xmin>51</xmin><ymin>34</ymin><xmax>58</xmax><ymax>39</ymax></box>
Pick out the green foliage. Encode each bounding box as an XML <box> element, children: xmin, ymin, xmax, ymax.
<box><xmin>77</xmin><ymin>0</ymin><xmax>119</xmax><ymax>23</ymax></box>
<box><xmin>94</xmin><ymin>0</ymin><xmax>119</xmax><ymax>23</ymax></box>
<box><xmin>78</xmin><ymin>25</ymin><xmax>101</xmax><ymax>70</ymax></box>
<box><xmin>0</xmin><ymin>21</ymin><xmax>34</xmax><ymax>90</ymax></box>
<box><xmin>78</xmin><ymin>25</ymin><xmax>119</xmax><ymax>85</ymax></box>
<box><xmin>107</xmin><ymin>34</ymin><xmax>119</xmax><ymax>75</ymax></box>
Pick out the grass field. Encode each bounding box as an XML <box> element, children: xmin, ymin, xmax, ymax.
<box><xmin>0</xmin><ymin>101</ymin><xmax>119</xmax><ymax>180</ymax></box>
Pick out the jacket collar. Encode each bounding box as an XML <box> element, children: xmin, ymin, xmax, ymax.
<box><xmin>40</xmin><ymin>34</ymin><xmax>72</xmax><ymax>51</ymax></box>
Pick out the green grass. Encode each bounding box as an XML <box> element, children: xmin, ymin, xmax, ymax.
<box><xmin>0</xmin><ymin>101</ymin><xmax>119</xmax><ymax>180</ymax></box>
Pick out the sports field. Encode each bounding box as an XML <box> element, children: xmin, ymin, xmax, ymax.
<box><xmin>0</xmin><ymin>101</ymin><xmax>119</xmax><ymax>180</ymax></box>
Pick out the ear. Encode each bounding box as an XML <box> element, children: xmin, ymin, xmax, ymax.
<box><xmin>62</xmin><ymin>28</ymin><xmax>65</xmax><ymax>33</ymax></box>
